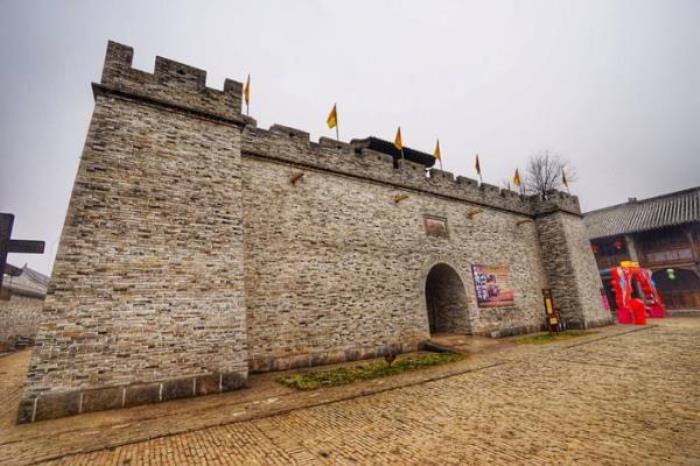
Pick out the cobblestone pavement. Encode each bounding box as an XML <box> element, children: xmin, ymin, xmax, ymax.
<box><xmin>2</xmin><ymin>318</ymin><xmax>699</xmax><ymax>465</ymax></box>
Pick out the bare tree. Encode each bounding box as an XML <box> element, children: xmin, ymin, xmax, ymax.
<box><xmin>523</xmin><ymin>150</ymin><xmax>577</xmax><ymax>199</ymax></box>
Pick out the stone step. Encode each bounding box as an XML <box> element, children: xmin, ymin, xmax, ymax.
<box><xmin>425</xmin><ymin>333</ymin><xmax>516</xmax><ymax>356</ymax></box>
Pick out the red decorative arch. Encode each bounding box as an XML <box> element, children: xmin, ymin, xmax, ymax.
<box><xmin>609</xmin><ymin>263</ymin><xmax>665</xmax><ymax>324</ymax></box>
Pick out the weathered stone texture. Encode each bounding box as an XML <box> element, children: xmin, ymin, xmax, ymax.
<box><xmin>18</xmin><ymin>41</ymin><xmax>610</xmax><ymax>422</ymax></box>
<box><xmin>100</xmin><ymin>41</ymin><xmax>243</xmax><ymax>122</ymax></box>
<box><xmin>535</xmin><ymin>212</ymin><xmax>611</xmax><ymax>328</ymax></box>
<box><xmin>20</xmin><ymin>41</ymin><xmax>248</xmax><ymax>422</ymax></box>
<box><xmin>559</xmin><ymin>213</ymin><xmax>612</xmax><ymax>327</ymax></box>
<box><xmin>242</xmin><ymin>154</ymin><xmax>551</xmax><ymax>370</ymax></box>
<box><xmin>0</xmin><ymin>295</ymin><xmax>44</xmax><ymax>352</ymax></box>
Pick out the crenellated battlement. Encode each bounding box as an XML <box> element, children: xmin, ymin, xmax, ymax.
<box><xmin>531</xmin><ymin>190</ymin><xmax>581</xmax><ymax>216</ymax></box>
<box><xmin>241</xmin><ymin>123</ymin><xmax>581</xmax><ymax>217</ymax></box>
<box><xmin>97</xmin><ymin>41</ymin><xmax>244</xmax><ymax>123</ymax></box>
<box><xmin>96</xmin><ymin>41</ymin><xmax>581</xmax><ymax>218</ymax></box>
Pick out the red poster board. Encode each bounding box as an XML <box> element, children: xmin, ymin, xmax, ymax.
<box><xmin>472</xmin><ymin>264</ymin><xmax>515</xmax><ymax>308</ymax></box>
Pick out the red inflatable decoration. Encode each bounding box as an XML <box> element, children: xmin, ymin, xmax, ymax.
<box><xmin>607</xmin><ymin>261</ymin><xmax>665</xmax><ymax>325</ymax></box>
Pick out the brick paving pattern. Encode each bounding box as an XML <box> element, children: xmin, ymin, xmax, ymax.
<box><xmin>1</xmin><ymin>318</ymin><xmax>698</xmax><ymax>465</ymax></box>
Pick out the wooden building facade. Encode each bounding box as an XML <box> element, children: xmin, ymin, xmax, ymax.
<box><xmin>585</xmin><ymin>187</ymin><xmax>700</xmax><ymax>309</ymax></box>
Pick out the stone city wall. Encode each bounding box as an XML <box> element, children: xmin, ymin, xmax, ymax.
<box><xmin>241</xmin><ymin>152</ymin><xmax>551</xmax><ymax>371</ymax></box>
<box><xmin>535</xmin><ymin>212</ymin><xmax>612</xmax><ymax>328</ymax></box>
<box><xmin>18</xmin><ymin>41</ymin><xmax>607</xmax><ymax>422</ymax></box>
<box><xmin>18</xmin><ymin>42</ymin><xmax>248</xmax><ymax>423</ymax></box>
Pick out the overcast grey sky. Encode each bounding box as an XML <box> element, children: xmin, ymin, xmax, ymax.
<box><xmin>1</xmin><ymin>0</ymin><xmax>699</xmax><ymax>275</ymax></box>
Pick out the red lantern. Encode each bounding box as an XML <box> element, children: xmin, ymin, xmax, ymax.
<box><xmin>613</xmin><ymin>239</ymin><xmax>623</xmax><ymax>250</ymax></box>
<box><xmin>591</xmin><ymin>244</ymin><xmax>600</xmax><ymax>254</ymax></box>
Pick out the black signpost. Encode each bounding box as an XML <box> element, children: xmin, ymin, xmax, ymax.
<box><xmin>0</xmin><ymin>213</ymin><xmax>45</xmax><ymax>298</ymax></box>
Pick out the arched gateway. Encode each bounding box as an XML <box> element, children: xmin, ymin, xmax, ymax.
<box><xmin>424</xmin><ymin>263</ymin><xmax>471</xmax><ymax>335</ymax></box>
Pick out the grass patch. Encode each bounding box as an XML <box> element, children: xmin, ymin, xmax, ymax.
<box><xmin>277</xmin><ymin>352</ymin><xmax>464</xmax><ymax>391</ymax></box>
<box><xmin>514</xmin><ymin>330</ymin><xmax>599</xmax><ymax>345</ymax></box>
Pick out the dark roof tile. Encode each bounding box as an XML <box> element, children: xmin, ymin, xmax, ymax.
<box><xmin>584</xmin><ymin>186</ymin><xmax>700</xmax><ymax>239</ymax></box>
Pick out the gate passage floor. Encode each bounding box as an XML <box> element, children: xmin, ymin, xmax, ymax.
<box><xmin>1</xmin><ymin>318</ymin><xmax>699</xmax><ymax>465</ymax></box>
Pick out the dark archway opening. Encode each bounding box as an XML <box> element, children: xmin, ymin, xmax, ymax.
<box><xmin>425</xmin><ymin>263</ymin><xmax>471</xmax><ymax>335</ymax></box>
<box><xmin>652</xmin><ymin>268</ymin><xmax>700</xmax><ymax>309</ymax></box>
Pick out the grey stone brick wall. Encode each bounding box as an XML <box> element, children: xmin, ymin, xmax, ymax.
<box><xmin>535</xmin><ymin>212</ymin><xmax>612</xmax><ymax>328</ymax></box>
<box><xmin>0</xmin><ymin>295</ymin><xmax>44</xmax><ymax>352</ymax></box>
<box><xmin>18</xmin><ymin>42</ymin><xmax>248</xmax><ymax>423</ymax></box>
<box><xmin>241</xmin><ymin>154</ymin><xmax>551</xmax><ymax>371</ymax></box>
<box><xmin>17</xmin><ymin>41</ymin><xmax>610</xmax><ymax>423</ymax></box>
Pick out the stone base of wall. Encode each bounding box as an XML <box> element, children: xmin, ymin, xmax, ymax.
<box><xmin>17</xmin><ymin>370</ymin><xmax>247</xmax><ymax>424</ymax></box>
<box><xmin>565</xmin><ymin>315</ymin><xmax>614</xmax><ymax>330</ymax></box>
<box><xmin>249</xmin><ymin>340</ymin><xmax>422</xmax><ymax>373</ymax></box>
<box><xmin>486</xmin><ymin>323</ymin><xmax>548</xmax><ymax>338</ymax></box>
<box><xmin>666</xmin><ymin>309</ymin><xmax>700</xmax><ymax>317</ymax></box>
<box><xmin>0</xmin><ymin>337</ymin><xmax>34</xmax><ymax>354</ymax></box>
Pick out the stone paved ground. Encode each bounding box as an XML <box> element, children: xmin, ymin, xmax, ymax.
<box><xmin>2</xmin><ymin>318</ymin><xmax>698</xmax><ymax>465</ymax></box>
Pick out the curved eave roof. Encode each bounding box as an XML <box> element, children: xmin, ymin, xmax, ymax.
<box><xmin>584</xmin><ymin>187</ymin><xmax>700</xmax><ymax>239</ymax></box>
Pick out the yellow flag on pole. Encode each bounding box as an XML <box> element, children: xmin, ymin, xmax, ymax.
<box><xmin>513</xmin><ymin>168</ymin><xmax>521</xmax><ymax>187</ymax></box>
<box><xmin>244</xmin><ymin>74</ymin><xmax>251</xmax><ymax>103</ymax></box>
<box><xmin>243</xmin><ymin>74</ymin><xmax>250</xmax><ymax>115</ymax></box>
<box><xmin>394</xmin><ymin>127</ymin><xmax>403</xmax><ymax>151</ymax></box>
<box><xmin>562</xmin><ymin>169</ymin><xmax>568</xmax><ymax>188</ymax></box>
<box><xmin>433</xmin><ymin>139</ymin><xmax>441</xmax><ymax>161</ymax></box>
<box><xmin>326</xmin><ymin>103</ymin><xmax>337</xmax><ymax>129</ymax></box>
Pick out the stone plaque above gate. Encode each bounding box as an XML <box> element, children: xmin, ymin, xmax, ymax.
<box><xmin>424</xmin><ymin>215</ymin><xmax>448</xmax><ymax>238</ymax></box>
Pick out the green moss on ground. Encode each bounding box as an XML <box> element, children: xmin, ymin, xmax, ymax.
<box><xmin>278</xmin><ymin>352</ymin><xmax>464</xmax><ymax>391</ymax></box>
<box><xmin>514</xmin><ymin>330</ymin><xmax>599</xmax><ymax>345</ymax></box>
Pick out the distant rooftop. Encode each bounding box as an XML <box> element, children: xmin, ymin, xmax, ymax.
<box><xmin>584</xmin><ymin>186</ymin><xmax>700</xmax><ymax>239</ymax></box>
<box><xmin>2</xmin><ymin>263</ymin><xmax>49</xmax><ymax>298</ymax></box>
<box><xmin>351</xmin><ymin>137</ymin><xmax>436</xmax><ymax>168</ymax></box>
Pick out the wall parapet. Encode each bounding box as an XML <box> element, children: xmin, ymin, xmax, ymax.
<box><xmin>97</xmin><ymin>41</ymin><xmax>581</xmax><ymax>218</ymax></box>
<box><xmin>98</xmin><ymin>41</ymin><xmax>244</xmax><ymax>123</ymax></box>
<box><xmin>242</xmin><ymin>125</ymin><xmax>582</xmax><ymax>217</ymax></box>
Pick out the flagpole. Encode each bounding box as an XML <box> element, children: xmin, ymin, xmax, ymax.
<box><xmin>244</xmin><ymin>74</ymin><xmax>251</xmax><ymax>116</ymax></box>
<box><xmin>335</xmin><ymin>103</ymin><xmax>340</xmax><ymax>141</ymax></box>
<box><xmin>475</xmin><ymin>154</ymin><xmax>483</xmax><ymax>184</ymax></box>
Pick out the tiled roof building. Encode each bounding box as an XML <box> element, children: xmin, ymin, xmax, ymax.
<box><xmin>584</xmin><ymin>186</ymin><xmax>700</xmax><ymax>310</ymax></box>
<box><xmin>585</xmin><ymin>187</ymin><xmax>700</xmax><ymax>239</ymax></box>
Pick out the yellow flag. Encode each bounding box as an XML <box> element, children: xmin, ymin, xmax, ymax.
<box><xmin>433</xmin><ymin>139</ymin><xmax>441</xmax><ymax>161</ymax></box>
<box><xmin>513</xmin><ymin>168</ymin><xmax>521</xmax><ymax>187</ymax></box>
<box><xmin>394</xmin><ymin>127</ymin><xmax>403</xmax><ymax>151</ymax></box>
<box><xmin>243</xmin><ymin>74</ymin><xmax>250</xmax><ymax>106</ymax></box>
<box><xmin>562</xmin><ymin>169</ymin><xmax>568</xmax><ymax>188</ymax></box>
<box><xmin>326</xmin><ymin>103</ymin><xmax>337</xmax><ymax>129</ymax></box>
